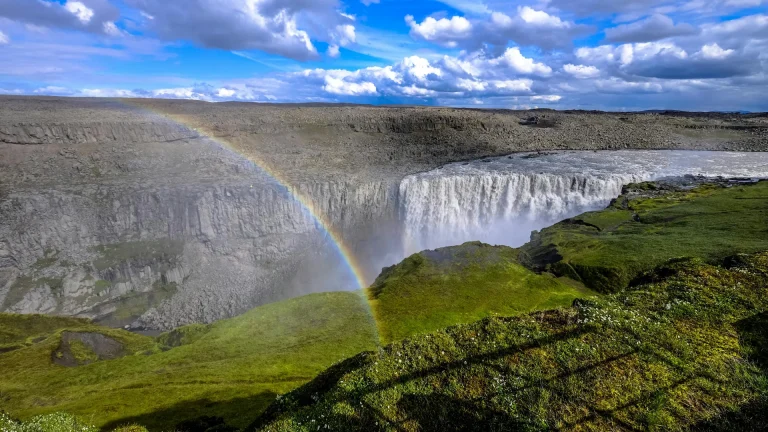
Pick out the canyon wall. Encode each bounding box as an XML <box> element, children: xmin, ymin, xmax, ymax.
<box><xmin>1</xmin><ymin>97</ymin><xmax>766</xmax><ymax>329</ymax></box>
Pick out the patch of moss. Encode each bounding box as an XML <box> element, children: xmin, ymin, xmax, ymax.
<box><xmin>32</xmin><ymin>256</ymin><xmax>59</xmax><ymax>270</ymax></box>
<box><xmin>2</xmin><ymin>277</ymin><xmax>63</xmax><ymax>310</ymax></box>
<box><xmin>367</xmin><ymin>242</ymin><xmax>596</xmax><ymax>344</ymax></box>
<box><xmin>157</xmin><ymin>323</ymin><xmax>211</xmax><ymax>348</ymax></box>
<box><xmin>254</xmin><ymin>253</ymin><xmax>768</xmax><ymax>431</ymax></box>
<box><xmin>94</xmin><ymin>280</ymin><xmax>111</xmax><ymax>294</ymax></box>
<box><xmin>0</xmin><ymin>292</ymin><xmax>378</xmax><ymax>430</ymax></box>
<box><xmin>68</xmin><ymin>339</ymin><xmax>99</xmax><ymax>365</ymax></box>
<box><xmin>91</xmin><ymin>240</ymin><xmax>184</xmax><ymax>272</ymax></box>
<box><xmin>520</xmin><ymin>181</ymin><xmax>768</xmax><ymax>292</ymax></box>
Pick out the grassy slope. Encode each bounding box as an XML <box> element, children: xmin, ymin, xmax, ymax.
<box><xmin>519</xmin><ymin>182</ymin><xmax>768</xmax><ymax>292</ymax></box>
<box><xmin>1</xmin><ymin>248</ymin><xmax>595</xmax><ymax>429</ymax></box>
<box><xmin>3</xmin><ymin>181</ymin><xmax>767</xmax><ymax>430</ymax></box>
<box><xmin>254</xmin><ymin>253</ymin><xmax>768</xmax><ymax>432</ymax></box>
<box><xmin>367</xmin><ymin>242</ymin><xmax>595</xmax><ymax>344</ymax></box>
<box><xmin>0</xmin><ymin>292</ymin><xmax>378</xmax><ymax>430</ymax></box>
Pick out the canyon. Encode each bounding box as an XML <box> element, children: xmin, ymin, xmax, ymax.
<box><xmin>1</xmin><ymin>96</ymin><xmax>767</xmax><ymax>330</ymax></box>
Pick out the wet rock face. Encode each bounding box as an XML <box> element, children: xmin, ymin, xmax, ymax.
<box><xmin>0</xmin><ymin>180</ymin><xmax>401</xmax><ymax>330</ymax></box>
<box><xmin>52</xmin><ymin>331</ymin><xmax>125</xmax><ymax>367</ymax></box>
<box><xmin>1</xmin><ymin>97</ymin><xmax>766</xmax><ymax>330</ymax></box>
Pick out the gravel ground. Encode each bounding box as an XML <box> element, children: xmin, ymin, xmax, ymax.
<box><xmin>1</xmin><ymin>96</ymin><xmax>766</xmax><ymax>188</ymax></box>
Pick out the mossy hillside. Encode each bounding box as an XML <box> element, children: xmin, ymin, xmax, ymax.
<box><xmin>1</xmin><ymin>243</ymin><xmax>599</xmax><ymax>429</ymax></box>
<box><xmin>519</xmin><ymin>181</ymin><xmax>768</xmax><ymax>292</ymax></box>
<box><xmin>91</xmin><ymin>240</ymin><xmax>184</xmax><ymax>272</ymax></box>
<box><xmin>255</xmin><ymin>252</ymin><xmax>768</xmax><ymax>432</ymax></box>
<box><xmin>367</xmin><ymin>242</ymin><xmax>596</xmax><ymax>344</ymax></box>
<box><xmin>0</xmin><ymin>292</ymin><xmax>378</xmax><ymax>430</ymax></box>
<box><xmin>0</xmin><ymin>314</ymin><xmax>91</xmax><ymax>353</ymax></box>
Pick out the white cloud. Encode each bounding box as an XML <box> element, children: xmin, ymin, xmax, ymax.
<box><xmin>488</xmin><ymin>48</ymin><xmax>553</xmax><ymax>76</ymax></box>
<box><xmin>216</xmin><ymin>88</ymin><xmax>236</xmax><ymax>98</ymax></box>
<box><xmin>128</xmin><ymin>0</ymin><xmax>357</xmax><ymax>60</ymax></box>
<box><xmin>700</xmin><ymin>43</ymin><xmax>734</xmax><ymax>59</ymax></box>
<box><xmin>64</xmin><ymin>1</ymin><xmax>95</xmax><ymax>24</ymax></box>
<box><xmin>327</xmin><ymin>44</ymin><xmax>340</xmax><ymax>58</ymax></box>
<box><xmin>604</xmin><ymin>14</ymin><xmax>698</xmax><ymax>43</ymax></box>
<box><xmin>405</xmin><ymin>7</ymin><xmax>589</xmax><ymax>51</ymax></box>
<box><xmin>493</xmin><ymin>79</ymin><xmax>534</xmax><ymax>93</ymax></box>
<box><xmin>564</xmin><ymin>64</ymin><xmax>601</xmax><ymax>78</ymax></box>
<box><xmin>0</xmin><ymin>30</ymin><xmax>8</xmax><ymax>45</ymax></box>
<box><xmin>323</xmin><ymin>75</ymin><xmax>378</xmax><ymax>95</ymax></box>
<box><xmin>33</xmin><ymin>86</ymin><xmax>74</xmax><ymax>95</ymax></box>
<box><xmin>406</xmin><ymin>15</ymin><xmax>473</xmax><ymax>48</ymax></box>
<box><xmin>531</xmin><ymin>95</ymin><xmax>563</xmax><ymax>102</ymax></box>
<box><xmin>518</xmin><ymin>6</ymin><xmax>568</xmax><ymax>28</ymax></box>
<box><xmin>0</xmin><ymin>0</ymin><xmax>120</xmax><ymax>35</ymax></box>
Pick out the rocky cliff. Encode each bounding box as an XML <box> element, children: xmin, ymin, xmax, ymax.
<box><xmin>1</xmin><ymin>96</ymin><xmax>766</xmax><ymax>329</ymax></box>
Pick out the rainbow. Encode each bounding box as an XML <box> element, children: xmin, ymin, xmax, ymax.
<box><xmin>120</xmin><ymin>100</ymin><xmax>370</xmax><ymax>293</ymax></box>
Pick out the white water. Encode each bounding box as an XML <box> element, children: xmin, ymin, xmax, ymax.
<box><xmin>399</xmin><ymin>150</ymin><xmax>768</xmax><ymax>255</ymax></box>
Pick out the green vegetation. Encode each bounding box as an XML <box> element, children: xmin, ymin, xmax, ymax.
<box><xmin>0</xmin><ymin>292</ymin><xmax>378</xmax><ymax>430</ymax></box>
<box><xmin>2</xmin><ymin>180</ymin><xmax>768</xmax><ymax>431</ymax></box>
<box><xmin>520</xmin><ymin>181</ymin><xmax>768</xmax><ymax>292</ymax></box>
<box><xmin>255</xmin><ymin>252</ymin><xmax>768</xmax><ymax>431</ymax></box>
<box><xmin>2</xmin><ymin>277</ymin><xmax>63</xmax><ymax>310</ymax></box>
<box><xmin>0</xmin><ymin>413</ymin><xmax>99</xmax><ymax>432</ymax></box>
<box><xmin>0</xmin><ymin>314</ymin><xmax>90</xmax><ymax>353</ymax></box>
<box><xmin>91</xmin><ymin>240</ymin><xmax>184</xmax><ymax>271</ymax></box>
<box><xmin>368</xmin><ymin>242</ymin><xmax>595</xmax><ymax>343</ymax></box>
<box><xmin>95</xmin><ymin>281</ymin><xmax>179</xmax><ymax>327</ymax></box>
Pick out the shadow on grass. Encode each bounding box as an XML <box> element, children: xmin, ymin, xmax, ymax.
<box><xmin>692</xmin><ymin>311</ymin><xmax>768</xmax><ymax>431</ymax></box>
<box><xmin>103</xmin><ymin>391</ymin><xmax>277</xmax><ymax>432</ymax></box>
<box><xmin>247</xmin><ymin>305</ymin><xmax>768</xmax><ymax>432</ymax></box>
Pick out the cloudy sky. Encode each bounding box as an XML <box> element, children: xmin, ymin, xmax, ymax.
<box><xmin>0</xmin><ymin>0</ymin><xmax>767</xmax><ymax>110</ymax></box>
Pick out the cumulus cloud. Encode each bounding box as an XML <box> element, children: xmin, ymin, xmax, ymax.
<box><xmin>291</xmin><ymin>48</ymin><xmax>550</xmax><ymax>101</ymax></box>
<box><xmin>604</xmin><ymin>14</ymin><xmax>698</xmax><ymax>43</ymax></box>
<box><xmin>485</xmin><ymin>47</ymin><xmax>553</xmax><ymax>75</ymax></box>
<box><xmin>0</xmin><ymin>0</ymin><xmax>121</xmax><ymax>35</ymax></box>
<box><xmin>406</xmin><ymin>15</ymin><xmax>473</xmax><ymax>48</ymax></box>
<box><xmin>564</xmin><ymin>64</ymin><xmax>601</xmax><ymax>78</ymax></box>
<box><xmin>531</xmin><ymin>95</ymin><xmax>562</xmax><ymax>102</ymax></box>
<box><xmin>127</xmin><ymin>0</ymin><xmax>357</xmax><ymax>60</ymax></box>
<box><xmin>550</xmin><ymin>0</ymin><xmax>764</xmax><ymax>19</ymax></box>
<box><xmin>576</xmin><ymin>40</ymin><xmax>761</xmax><ymax>79</ymax></box>
<box><xmin>405</xmin><ymin>6</ymin><xmax>591</xmax><ymax>51</ymax></box>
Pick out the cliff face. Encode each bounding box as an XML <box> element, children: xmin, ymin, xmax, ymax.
<box><xmin>0</xmin><ymin>180</ymin><xmax>400</xmax><ymax>329</ymax></box>
<box><xmin>0</xmin><ymin>97</ymin><xmax>766</xmax><ymax>329</ymax></box>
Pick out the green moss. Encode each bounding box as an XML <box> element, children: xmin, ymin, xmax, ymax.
<box><xmin>91</xmin><ymin>240</ymin><xmax>184</xmax><ymax>272</ymax></box>
<box><xmin>0</xmin><ymin>412</ymin><xmax>99</xmax><ymax>432</ymax></box>
<box><xmin>68</xmin><ymin>339</ymin><xmax>100</xmax><ymax>365</ymax></box>
<box><xmin>32</xmin><ymin>257</ymin><xmax>59</xmax><ymax>270</ymax></box>
<box><xmin>2</xmin><ymin>277</ymin><xmax>63</xmax><ymax>310</ymax></box>
<box><xmin>520</xmin><ymin>181</ymin><xmax>768</xmax><ymax>292</ymax></box>
<box><xmin>95</xmin><ymin>282</ymin><xmax>178</xmax><ymax>327</ymax></box>
<box><xmin>367</xmin><ymin>242</ymin><xmax>596</xmax><ymax>344</ymax></box>
<box><xmin>255</xmin><ymin>253</ymin><xmax>768</xmax><ymax>432</ymax></box>
<box><xmin>157</xmin><ymin>323</ymin><xmax>211</xmax><ymax>348</ymax></box>
<box><xmin>94</xmin><ymin>280</ymin><xmax>111</xmax><ymax>294</ymax></box>
<box><xmin>0</xmin><ymin>292</ymin><xmax>378</xmax><ymax>430</ymax></box>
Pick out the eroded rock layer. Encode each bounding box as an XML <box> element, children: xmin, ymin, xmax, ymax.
<box><xmin>1</xmin><ymin>97</ymin><xmax>766</xmax><ymax>329</ymax></box>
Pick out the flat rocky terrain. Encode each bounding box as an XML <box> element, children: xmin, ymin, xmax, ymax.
<box><xmin>1</xmin><ymin>96</ymin><xmax>767</xmax><ymax>187</ymax></box>
<box><xmin>0</xmin><ymin>96</ymin><xmax>767</xmax><ymax>330</ymax></box>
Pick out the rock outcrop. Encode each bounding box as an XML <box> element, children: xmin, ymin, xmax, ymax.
<box><xmin>1</xmin><ymin>97</ymin><xmax>766</xmax><ymax>330</ymax></box>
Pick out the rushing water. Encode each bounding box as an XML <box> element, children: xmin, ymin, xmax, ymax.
<box><xmin>399</xmin><ymin>150</ymin><xmax>768</xmax><ymax>255</ymax></box>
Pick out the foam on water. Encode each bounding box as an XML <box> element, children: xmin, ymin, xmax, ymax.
<box><xmin>400</xmin><ymin>151</ymin><xmax>768</xmax><ymax>255</ymax></box>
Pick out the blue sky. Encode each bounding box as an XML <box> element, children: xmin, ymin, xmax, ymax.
<box><xmin>0</xmin><ymin>0</ymin><xmax>767</xmax><ymax>110</ymax></box>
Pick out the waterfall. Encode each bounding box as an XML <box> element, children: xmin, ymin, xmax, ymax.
<box><xmin>398</xmin><ymin>150</ymin><xmax>768</xmax><ymax>255</ymax></box>
<box><xmin>399</xmin><ymin>172</ymin><xmax>647</xmax><ymax>254</ymax></box>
